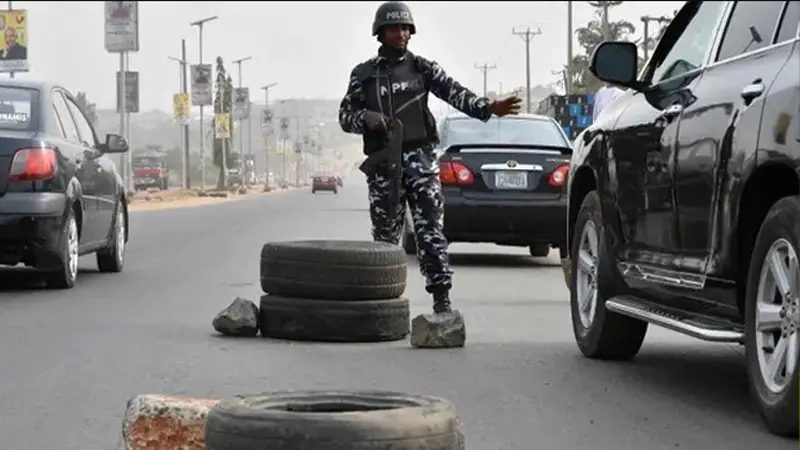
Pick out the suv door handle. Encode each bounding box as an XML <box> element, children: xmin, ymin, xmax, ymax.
<box><xmin>741</xmin><ymin>82</ymin><xmax>764</xmax><ymax>104</ymax></box>
<box><xmin>661</xmin><ymin>103</ymin><xmax>683</xmax><ymax>119</ymax></box>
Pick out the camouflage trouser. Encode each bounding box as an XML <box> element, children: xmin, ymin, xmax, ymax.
<box><xmin>366</xmin><ymin>145</ymin><xmax>453</xmax><ymax>293</ymax></box>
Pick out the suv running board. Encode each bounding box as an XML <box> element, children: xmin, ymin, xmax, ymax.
<box><xmin>605</xmin><ymin>296</ymin><xmax>745</xmax><ymax>343</ymax></box>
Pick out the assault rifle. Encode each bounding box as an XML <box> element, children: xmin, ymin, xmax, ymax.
<box><xmin>359</xmin><ymin>118</ymin><xmax>404</xmax><ymax>223</ymax></box>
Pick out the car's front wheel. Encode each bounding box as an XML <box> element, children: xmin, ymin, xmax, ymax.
<box><xmin>570</xmin><ymin>191</ymin><xmax>647</xmax><ymax>360</ymax></box>
<box><xmin>745</xmin><ymin>196</ymin><xmax>799</xmax><ymax>437</ymax></box>
<box><xmin>97</xmin><ymin>199</ymin><xmax>127</xmax><ymax>273</ymax></box>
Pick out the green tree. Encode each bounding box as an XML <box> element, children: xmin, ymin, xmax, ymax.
<box><xmin>74</xmin><ymin>91</ymin><xmax>98</xmax><ymax>125</ymax></box>
<box><xmin>211</xmin><ymin>56</ymin><xmax>235</xmax><ymax>188</ymax></box>
<box><xmin>569</xmin><ymin>1</ymin><xmax>636</xmax><ymax>94</ymax></box>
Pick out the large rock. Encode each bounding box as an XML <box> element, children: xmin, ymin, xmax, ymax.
<box><xmin>212</xmin><ymin>297</ymin><xmax>259</xmax><ymax>337</ymax></box>
<box><xmin>122</xmin><ymin>394</ymin><xmax>219</xmax><ymax>450</ymax></box>
<box><xmin>410</xmin><ymin>311</ymin><xmax>466</xmax><ymax>348</ymax></box>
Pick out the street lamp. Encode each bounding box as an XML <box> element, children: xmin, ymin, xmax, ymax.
<box><xmin>167</xmin><ymin>53</ymin><xmax>190</xmax><ymax>189</ymax></box>
<box><xmin>260</xmin><ymin>83</ymin><xmax>278</xmax><ymax>186</ymax></box>
<box><xmin>232</xmin><ymin>56</ymin><xmax>252</xmax><ymax>187</ymax></box>
<box><xmin>190</xmin><ymin>15</ymin><xmax>218</xmax><ymax>192</ymax></box>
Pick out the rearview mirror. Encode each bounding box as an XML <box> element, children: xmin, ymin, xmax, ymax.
<box><xmin>101</xmin><ymin>133</ymin><xmax>129</xmax><ymax>153</ymax></box>
<box><xmin>589</xmin><ymin>41</ymin><xmax>644</xmax><ymax>91</ymax></box>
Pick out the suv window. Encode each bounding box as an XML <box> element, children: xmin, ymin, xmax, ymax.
<box><xmin>62</xmin><ymin>94</ymin><xmax>98</xmax><ymax>148</ymax></box>
<box><xmin>651</xmin><ymin>1</ymin><xmax>727</xmax><ymax>83</ymax></box>
<box><xmin>716</xmin><ymin>1</ymin><xmax>785</xmax><ymax>61</ymax></box>
<box><xmin>52</xmin><ymin>92</ymin><xmax>80</xmax><ymax>143</ymax></box>
<box><xmin>776</xmin><ymin>0</ymin><xmax>799</xmax><ymax>42</ymax></box>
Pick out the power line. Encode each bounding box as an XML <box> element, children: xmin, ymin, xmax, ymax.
<box><xmin>474</xmin><ymin>63</ymin><xmax>497</xmax><ymax>97</ymax></box>
<box><xmin>511</xmin><ymin>26</ymin><xmax>542</xmax><ymax>113</ymax></box>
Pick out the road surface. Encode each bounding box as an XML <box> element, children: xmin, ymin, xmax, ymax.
<box><xmin>0</xmin><ymin>173</ymin><xmax>794</xmax><ymax>449</ymax></box>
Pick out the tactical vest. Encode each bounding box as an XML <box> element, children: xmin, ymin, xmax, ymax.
<box><xmin>360</xmin><ymin>55</ymin><xmax>437</xmax><ymax>154</ymax></box>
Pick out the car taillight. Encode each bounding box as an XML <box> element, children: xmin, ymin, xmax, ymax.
<box><xmin>549</xmin><ymin>164</ymin><xmax>569</xmax><ymax>187</ymax></box>
<box><xmin>439</xmin><ymin>161</ymin><xmax>474</xmax><ymax>185</ymax></box>
<box><xmin>8</xmin><ymin>147</ymin><xmax>57</xmax><ymax>182</ymax></box>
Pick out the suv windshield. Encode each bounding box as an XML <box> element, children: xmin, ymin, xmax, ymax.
<box><xmin>0</xmin><ymin>86</ymin><xmax>35</xmax><ymax>131</ymax></box>
<box><xmin>443</xmin><ymin>116</ymin><xmax>569</xmax><ymax>148</ymax></box>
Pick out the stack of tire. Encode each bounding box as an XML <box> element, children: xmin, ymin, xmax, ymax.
<box><xmin>259</xmin><ymin>240</ymin><xmax>410</xmax><ymax>342</ymax></box>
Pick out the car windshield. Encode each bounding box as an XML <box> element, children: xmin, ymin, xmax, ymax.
<box><xmin>133</xmin><ymin>157</ymin><xmax>162</xmax><ymax>168</ymax></box>
<box><xmin>443</xmin><ymin>117</ymin><xmax>569</xmax><ymax>148</ymax></box>
<box><xmin>0</xmin><ymin>86</ymin><xmax>35</xmax><ymax>131</ymax></box>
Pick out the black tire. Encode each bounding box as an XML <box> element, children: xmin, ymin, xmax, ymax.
<box><xmin>744</xmin><ymin>196</ymin><xmax>799</xmax><ymax>437</ymax></box>
<box><xmin>260</xmin><ymin>240</ymin><xmax>407</xmax><ymax>300</ymax></box>
<box><xmin>205</xmin><ymin>390</ymin><xmax>464</xmax><ymax>450</ymax></box>
<box><xmin>258</xmin><ymin>294</ymin><xmax>409</xmax><ymax>342</ymax></box>
<box><xmin>570</xmin><ymin>191</ymin><xmax>647</xmax><ymax>360</ymax></box>
<box><xmin>96</xmin><ymin>199</ymin><xmax>126</xmax><ymax>273</ymax></box>
<box><xmin>529</xmin><ymin>244</ymin><xmax>550</xmax><ymax>257</ymax></box>
<box><xmin>44</xmin><ymin>207</ymin><xmax>79</xmax><ymax>290</ymax></box>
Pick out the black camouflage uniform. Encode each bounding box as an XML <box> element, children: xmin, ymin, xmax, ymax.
<box><xmin>338</xmin><ymin>1</ymin><xmax>492</xmax><ymax>313</ymax></box>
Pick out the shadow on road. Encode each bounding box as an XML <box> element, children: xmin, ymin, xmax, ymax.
<box><xmin>0</xmin><ymin>267</ymin><xmax>104</xmax><ymax>292</ymax></box>
<box><xmin>447</xmin><ymin>252</ymin><xmax>560</xmax><ymax>268</ymax></box>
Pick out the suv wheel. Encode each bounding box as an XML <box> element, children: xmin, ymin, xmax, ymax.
<box><xmin>745</xmin><ymin>196</ymin><xmax>799</xmax><ymax>437</ymax></box>
<box><xmin>97</xmin><ymin>199</ymin><xmax>126</xmax><ymax>273</ymax></box>
<box><xmin>44</xmin><ymin>208</ymin><xmax>79</xmax><ymax>289</ymax></box>
<box><xmin>570</xmin><ymin>191</ymin><xmax>647</xmax><ymax>360</ymax></box>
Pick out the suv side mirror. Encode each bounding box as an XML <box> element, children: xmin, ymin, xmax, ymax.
<box><xmin>589</xmin><ymin>41</ymin><xmax>645</xmax><ymax>91</ymax></box>
<box><xmin>101</xmin><ymin>133</ymin><xmax>129</xmax><ymax>153</ymax></box>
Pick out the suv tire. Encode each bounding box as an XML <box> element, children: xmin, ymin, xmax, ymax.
<box><xmin>570</xmin><ymin>191</ymin><xmax>647</xmax><ymax>360</ymax></box>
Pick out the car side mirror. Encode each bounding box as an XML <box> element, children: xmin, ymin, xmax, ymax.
<box><xmin>589</xmin><ymin>41</ymin><xmax>646</xmax><ymax>91</ymax></box>
<box><xmin>101</xmin><ymin>133</ymin><xmax>129</xmax><ymax>154</ymax></box>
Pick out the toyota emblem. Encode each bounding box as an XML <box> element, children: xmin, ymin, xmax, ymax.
<box><xmin>506</xmin><ymin>160</ymin><xmax>518</xmax><ymax>168</ymax></box>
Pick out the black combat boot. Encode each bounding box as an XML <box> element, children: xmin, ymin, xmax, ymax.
<box><xmin>432</xmin><ymin>288</ymin><xmax>452</xmax><ymax>314</ymax></box>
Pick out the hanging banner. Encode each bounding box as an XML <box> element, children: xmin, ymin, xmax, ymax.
<box><xmin>104</xmin><ymin>1</ymin><xmax>139</xmax><ymax>53</ymax></box>
<box><xmin>190</xmin><ymin>64</ymin><xmax>213</xmax><ymax>106</ymax></box>
<box><xmin>172</xmin><ymin>93</ymin><xmax>190</xmax><ymax>124</ymax></box>
<box><xmin>0</xmin><ymin>9</ymin><xmax>28</xmax><ymax>73</ymax></box>
<box><xmin>115</xmin><ymin>71</ymin><xmax>139</xmax><ymax>113</ymax></box>
<box><xmin>215</xmin><ymin>113</ymin><xmax>230</xmax><ymax>139</ymax></box>
<box><xmin>233</xmin><ymin>87</ymin><xmax>250</xmax><ymax>120</ymax></box>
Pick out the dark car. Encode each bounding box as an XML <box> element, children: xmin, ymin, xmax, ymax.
<box><xmin>311</xmin><ymin>172</ymin><xmax>338</xmax><ymax>194</ymax></box>
<box><xmin>402</xmin><ymin>113</ymin><xmax>571</xmax><ymax>257</ymax></box>
<box><xmin>0</xmin><ymin>81</ymin><xmax>130</xmax><ymax>289</ymax></box>
<box><xmin>563</xmin><ymin>0</ymin><xmax>799</xmax><ymax>437</ymax></box>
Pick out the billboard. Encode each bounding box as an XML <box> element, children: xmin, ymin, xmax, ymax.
<box><xmin>104</xmin><ymin>1</ymin><xmax>139</xmax><ymax>53</ymax></box>
<box><xmin>173</xmin><ymin>93</ymin><xmax>190</xmax><ymax>124</ymax></box>
<box><xmin>0</xmin><ymin>10</ymin><xmax>28</xmax><ymax>73</ymax></box>
<box><xmin>233</xmin><ymin>87</ymin><xmax>250</xmax><ymax>120</ymax></box>
<box><xmin>190</xmin><ymin>64</ymin><xmax>213</xmax><ymax>106</ymax></box>
<box><xmin>116</xmin><ymin>71</ymin><xmax>139</xmax><ymax>113</ymax></box>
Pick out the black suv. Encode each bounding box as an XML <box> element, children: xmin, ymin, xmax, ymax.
<box><xmin>564</xmin><ymin>0</ymin><xmax>799</xmax><ymax>437</ymax></box>
<box><xmin>0</xmin><ymin>82</ymin><xmax>130</xmax><ymax>289</ymax></box>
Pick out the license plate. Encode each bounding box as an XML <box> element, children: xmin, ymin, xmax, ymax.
<box><xmin>495</xmin><ymin>171</ymin><xmax>527</xmax><ymax>189</ymax></box>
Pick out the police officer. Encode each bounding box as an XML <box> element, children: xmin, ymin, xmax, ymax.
<box><xmin>338</xmin><ymin>1</ymin><xmax>521</xmax><ymax>314</ymax></box>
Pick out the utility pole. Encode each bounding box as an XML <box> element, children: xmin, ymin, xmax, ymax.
<box><xmin>566</xmin><ymin>1</ymin><xmax>574</xmax><ymax>95</ymax></box>
<box><xmin>512</xmin><ymin>26</ymin><xmax>542</xmax><ymax>113</ymax></box>
<box><xmin>640</xmin><ymin>15</ymin><xmax>671</xmax><ymax>62</ymax></box>
<box><xmin>260</xmin><ymin>83</ymin><xmax>277</xmax><ymax>187</ymax></box>
<box><xmin>474</xmin><ymin>63</ymin><xmax>497</xmax><ymax>97</ymax></box>
<box><xmin>232</xmin><ymin>56</ymin><xmax>252</xmax><ymax>187</ymax></box>
<box><xmin>190</xmin><ymin>15</ymin><xmax>218</xmax><ymax>192</ymax></box>
<box><xmin>167</xmin><ymin>41</ymin><xmax>191</xmax><ymax>189</ymax></box>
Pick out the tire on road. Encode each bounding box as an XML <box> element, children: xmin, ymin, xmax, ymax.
<box><xmin>205</xmin><ymin>390</ymin><xmax>465</xmax><ymax>450</ymax></box>
<box><xmin>744</xmin><ymin>196</ymin><xmax>799</xmax><ymax>437</ymax></box>
<box><xmin>260</xmin><ymin>240</ymin><xmax>407</xmax><ymax>300</ymax></box>
<box><xmin>570</xmin><ymin>191</ymin><xmax>647</xmax><ymax>360</ymax></box>
<box><xmin>259</xmin><ymin>294</ymin><xmax>409</xmax><ymax>342</ymax></box>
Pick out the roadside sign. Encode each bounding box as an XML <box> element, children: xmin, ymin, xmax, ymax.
<box><xmin>0</xmin><ymin>9</ymin><xmax>28</xmax><ymax>73</ymax></box>
<box><xmin>172</xmin><ymin>93</ymin><xmax>190</xmax><ymax>124</ymax></box>
<box><xmin>215</xmin><ymin>113</ymin><xmax>230</xmax><ymax>139</ymax></box>
<box><xmin>104</xmin><ymin>1</ymin><xmax>139</xmax><ymax>53</ymax></box>
<box><xmin>190</xmin><ymin>64</ymin><xmax>213</xmax><ymax>106</ymax></box>
<box><xmin>233</xmin><ymin>87</ymin><xmax>250</xmax><ymax>120</ymax></box>
<box><xmin>116</xmin><ymin>71</ymin><xmax>139</xmax><ymax>113</ymax></box>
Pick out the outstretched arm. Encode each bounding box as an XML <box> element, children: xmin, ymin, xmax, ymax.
<box><xmin>338</xmin><ymin>67</ymin><xmax>368</xmax><ymax>134</ymax></box>
<box><xmin>417</xmin><ymin>56</ymin><xmax>492</xmax><ymax>122</ymax></box>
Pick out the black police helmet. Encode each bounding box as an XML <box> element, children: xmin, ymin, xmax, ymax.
<box><xmin>372</xmin><ymin>1</ymin><xmax>416</xmax><ymax>36</ymax></box>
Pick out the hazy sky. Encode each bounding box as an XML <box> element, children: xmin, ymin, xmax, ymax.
<box><xmin>10</xmin><ymin>1</ymin><xmax>684</xmax><ymax>112</ymax></box>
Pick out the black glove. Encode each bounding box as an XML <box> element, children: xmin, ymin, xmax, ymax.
<box><xmin>364</xmin><ymin>110</ymin><xmax>388</xmax><ymax>133</ymax></box>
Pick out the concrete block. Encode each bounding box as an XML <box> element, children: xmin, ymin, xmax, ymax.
<box><xmin>122</xmin><ymin>394</ymin><xmax>218</xmax><ymax>449</ymax></box>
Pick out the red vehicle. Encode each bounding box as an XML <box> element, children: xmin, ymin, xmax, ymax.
<box><xmin>132</xmin><ymin>155</ymin><xmax>169</xmax><ymax>190</ymax></box>
<box><xmin>311</xmin><ymin>172</ymin><xmax>338</xmax><ymax>194</ymax></box>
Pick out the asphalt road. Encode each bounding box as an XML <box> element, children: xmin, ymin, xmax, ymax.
<box><xmin>0</xmin><ymin>172</ymin><xmax>795</xmax><ymax>450</ymax></box>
